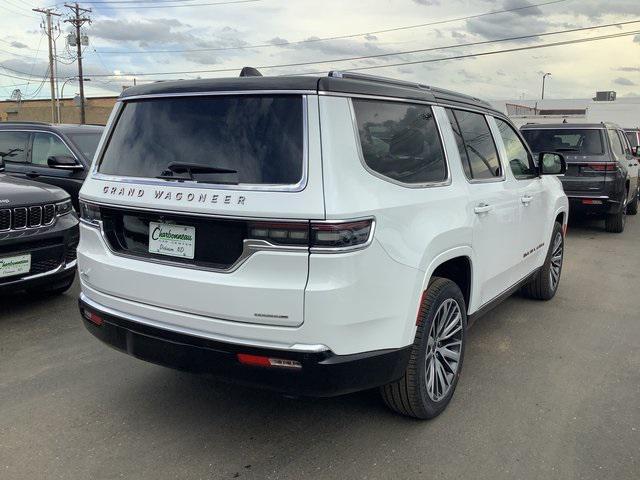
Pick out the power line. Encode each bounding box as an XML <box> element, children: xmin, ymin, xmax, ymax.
<box><xmin>94</xmin><ymin>0</ymin><xmax>571</xmax><ymax>54</ymax></box>
<box><xmin>303</xmin><ymin>29</ymin><xmax>640</xmax><ymax>75</ymax></box>
<box><xmin>88</xmin><ymin>20</ymin><xmax>640</xmax><ymax>77</ymax></box>
<box><xmin>86</xmin><ymin>0</ymin><xmax>260</xmax><ymax>8</ymax></box>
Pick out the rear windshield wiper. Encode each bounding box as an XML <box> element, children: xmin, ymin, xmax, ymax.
<box><xmin>157</xmin><ymin>162</ymin><xmax>238</xmax><ymax>184</ymax></box>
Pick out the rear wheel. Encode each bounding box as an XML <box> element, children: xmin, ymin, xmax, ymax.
<box><xmin>626</xmin><ymin>186</ymin><xmax>638</xmax><ymax>215</ymax></box>
<box><xmin>522</xmin><ymin>221</ymin><xmax>564</xmax><ymax>300</ymax></box>
<box><xmin>605</xmin><ymin>194</ymin><xmax>627</xmax><ymax>233</ymax></box>
<box><xmin>380</xmin><ymin>278</ymin><xmax>466</xmax><ymax>419</ymax></box>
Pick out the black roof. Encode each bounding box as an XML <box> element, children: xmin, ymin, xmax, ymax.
<box><xmin>118</xmin><ymin>71</ymin><xmax>499</xmax><ymax>114</ymax></box>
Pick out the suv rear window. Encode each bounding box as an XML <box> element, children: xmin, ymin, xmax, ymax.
<box><xmin>98</xmin><ymin>95</ymin><xmax>304</xmax><ymax>185</ymax></box>
<box><xmin>352</xmin><ymin>99</ymin><xmax>446</xmax><ymax>185</ymax></box>
<box><xmin>521</xmin><ymin>129</ymin><xmax>604</xmax><ymax>155</ymax></box>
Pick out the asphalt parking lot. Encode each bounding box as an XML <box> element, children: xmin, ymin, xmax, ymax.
<box><xmin>1</xmin><ymin>215</ymin><xmax>639</xmax><ymax>480</ymax></box>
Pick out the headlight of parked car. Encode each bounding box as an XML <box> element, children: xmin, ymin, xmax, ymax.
<box><xmin>79</xmin><ymin>200</ymin><xmax>101</xmax><ymax>226</ymax></box>
<box><xmin>56</xmin><ymin>199</ymin><xmax>74</xmax><ymax>216</ymax></box>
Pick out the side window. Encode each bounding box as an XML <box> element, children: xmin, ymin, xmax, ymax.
<box><xmin>617</xmin><ymin>130</ymin><xmax>632</xmax><ymax>155</ymax></box>
<box><xmin>449</xmin><ymin>109</ymin><xmax>501</xmax><ymax>180</ymax></box>
<box><xmin>31</xmin><ymin>132</ymin><xmax>75</xmax><ymax>166</ymax></box>
<box><xmin>607</xmin><ymin>129</ymin><xmax>624</xmax><ymax>156</ymax></box>
<box><xmin>0</xmin><ymin>131</ymin><xmax>29</xmax><ymax>163</ymax></box>
<box><xmin>352</xmin><ymin>99</ymin><xmax>447</xmax><ymax>184</ymax></box>
<box><xmin>494</xmin><ymin>118</ymin><xmax>537</xmax><ymax>179</ymax></box>
<box><xmin>445</xmin><ymin>109</ymin><xmax>471</xmax><ymax>178</ymax></box>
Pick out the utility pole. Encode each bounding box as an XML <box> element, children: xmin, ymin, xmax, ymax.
<box><xmin>33</xmin><ymin>8</ymin><xmax>61</xmax><ymax>123</ymax></box>
<box><xmin>65</xmin><ymin>3</ymin><xmax>91</xmax><ymax>124</ymax></box>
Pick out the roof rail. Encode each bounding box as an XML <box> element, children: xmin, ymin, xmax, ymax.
<box><xmin>328</xmin><ymin>71</ymin><xmax>431</xmax><ymax>91</ymax></box>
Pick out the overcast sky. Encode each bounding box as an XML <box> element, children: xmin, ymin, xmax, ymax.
<box><xmin>1</xmin><ymin>0</ymin><xmax>639</xmax><ymax>101</ymax></box>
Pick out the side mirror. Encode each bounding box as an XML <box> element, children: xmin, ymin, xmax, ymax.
<box><xmin>0</xmin><ymin>157</ymin><xmax>5</xmax><ymax>173</ymax></box>
<box><xmin>538</xmin><ymin>152</ymin><xmax>566</xmax><ymax>175</ymax></box>
<box><xmin>47</xmin><ymin>155</ymin><xmax>84</xmax><ymax>171</ymax></box>
<box><xmin>633</xmin><ymin>146</ymin><xmax>640</xmax><ymax>157</ymax></box>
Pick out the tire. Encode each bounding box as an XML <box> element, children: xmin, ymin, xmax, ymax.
<box><xmin>380</xmin><ymin>277</ymin><xmax>467</xmax><ymax>419</ymax></box>
<box><xmin>605</xmin><ymin>194</ymin><xmax>627</xmax><ymax>233</ymax></box>
<box><xmin>626</xmin><ymin>187</ymin><xmax>638</xmax><ymax>215</ymax></box>
<box><xmin>521</xmin><ymin>221</ymin><xmax>564</xmax><ymax>301</ymax></box>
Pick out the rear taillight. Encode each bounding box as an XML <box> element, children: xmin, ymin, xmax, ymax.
<box><xmin>247</xmin><ymin>218</ymin><xmax>374</xmax><ymax>252</ymax></box>
<box><xmin>247</xmin><ymin>221</ymin><xmax>309</xmax><ymax>246</ymax></box>
<box><xmin>310</xmin><ymin>219</ymin><xmax>374</xmax><ymax>251</ymax></box>
<box><xmin>582</xmin><ymin>163</ymin><xmax>617</xmax><ymax>172</ymax></box>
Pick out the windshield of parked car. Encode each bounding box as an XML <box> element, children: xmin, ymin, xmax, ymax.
<box><xmin>98</xmin><ymin>95</ymin><xmax>304</xmax><ymax>185</ymax></box>
<box><xmin>521</xmin><ymin>128</ymin><xmax>604</xmax><ymax>155</ymax></box>
<box><xmin>67</xmin><ymin>132</ymin><xmax>103</xmax><ymax>161</ymax></box>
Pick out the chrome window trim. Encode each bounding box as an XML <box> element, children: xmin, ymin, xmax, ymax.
<box><xmin>320</xmin><ymin>90</ymin><xmax>503</xmax><ymax>119</ymax></box>
<box><xmin>92</xmin><ymin>93</ymin><xmax>311</xmax><ymax>193</ymax></box>
<box><xmin>452</xmin><ymin>113</ymin><xmax>506</xmax><ymax>185</ymax></box>
<box><xmin>347</xmin><ymin>98</ymin><xmax>452</xmax><ymax>189</ymax></box>
<box><xmin>78</xmin><ymin>292</ymin><xmax>330</xmax><ymax>353</ymax></box>
<box><xmin>1</xmin><ymin>128</ymin><xmax>82</xmax><ymax>166</ymax></box>
<box><xmin>120</xmin><ymin>89</ymin><xmax>316</xmax><ymax>101</ymax></box>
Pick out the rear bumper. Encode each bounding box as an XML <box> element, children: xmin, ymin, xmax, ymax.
<box><xmin>78</xmin><ymin>296</ymin><xmax>412</xmax><ymax>397</ymax></box>
<box><xmin>567</xmin><ymin>195</ymin><xmax>620</xmax><ymax>215</ymax></box>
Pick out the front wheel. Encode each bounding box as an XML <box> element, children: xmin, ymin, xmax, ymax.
<box><xmin>522</xmin><ymin>221</ymin><xmax>564</xmax><ymax>300</ymax></box>
<box><xmin>380</xmin><ymin>278</ymin><xmax>467</xmax><ymax>419</ymax></box>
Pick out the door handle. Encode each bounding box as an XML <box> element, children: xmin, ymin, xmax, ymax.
<box><xmin>25</xmin><ymin>171</ymin><xmax>39</xmax><ymax>178</ymax></box>
<box><xmin>521</xmin><ymin>195</ymin><xmax>533</xmax><ymax>205</ymax></box>
<box><xmin>474</xmin><ymin>203</ymin><xmax>493</xmax><ymax>214</ymax></box>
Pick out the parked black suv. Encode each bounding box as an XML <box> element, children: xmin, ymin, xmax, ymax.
<box><xmin>521</xmin><ymin>122</ymin><xmax>640</xmax><ymax>233</ymax></box>
<box><xmin>0</xmin><ymin>156</ymin><xmax>78</xmax><ymax>294</ymax></box>
<box><xmin>0</xmin><ymin>122</ymin><xmax>104</xmax><ymax>209</ymax></box>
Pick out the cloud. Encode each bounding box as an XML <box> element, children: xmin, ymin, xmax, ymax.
<box><xmin>465</xmin><ymin>0</ymin><xmax>550</xmax><ymax>41</ymax></box>
<box><xmin>10</xmin><ymin>41</ymin><xmax>28</xmax><ymax>49</ymax></box>
<box><xmin>568</xmin><ymin>0</ymin><xmax>640</xmax><ymax>21</ymax></box>
<box><xmin>90</xmin><ymin>18</ymin><xmax>189</xmax><ymax>45</ymax></box>
<box><xmin>635</xmin><ymin>34</ymin><xmax>640</xmax><ymax>43</ymax></box>
<box><xmin>613</xmin><ymin>77</ymin><xmax>636</xmax><ymax>86</ymax></box>
<box><xmin>413</xmin><ymin>0</ymin><xmax>440</xmax><ymax>5</ymax></box>
<box><xmin>617</xmin><ymin>67</ymin><xmax>640</xmax><ymax>72</ymax></box>
<box><xmin>268</xmin><ymin>36</ymin><xmax>288</xmax><ymax>46</ymax></box>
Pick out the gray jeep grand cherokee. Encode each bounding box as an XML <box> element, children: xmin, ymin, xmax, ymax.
<box><xmin>521</xmin><ymin>122</ymin><xmax>640</xmax><ymax>233</ymax></box>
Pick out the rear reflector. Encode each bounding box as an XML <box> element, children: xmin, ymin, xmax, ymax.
<box><xmin>81</xmin><ymin>308</ymin><xmax>104</xmax><ymax>326</ymax></box>
<box><xmin>237</xmin><ymin>353</ymin><xmax>302</xmax><ymax>369</ymax></box>
<box><xmin>582</xmin><ymin>199</ymin><xmax>603</xmax><ymax>205</ymax></box>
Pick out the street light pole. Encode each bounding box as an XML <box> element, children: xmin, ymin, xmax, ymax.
<box><xmin>541</xmin><ymin>72</ymin><xmax>552</xmax><ymax>100</ymax></box>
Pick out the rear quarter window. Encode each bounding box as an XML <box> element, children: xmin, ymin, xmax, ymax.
<box><xmin>98</xmin><ymin>95</ymin><xmax>304</xmax><ymax>186</ymax></box>
<box><xmin>352</xmin><ymin>99</ymin><xmax>447</xmax><ymax>185</ymax></box>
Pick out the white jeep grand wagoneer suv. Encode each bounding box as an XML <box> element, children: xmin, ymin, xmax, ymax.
<box><xmin>77</xmin><ymin>71</ymin><xmax>568</xmax><ymax>418</ymax></box>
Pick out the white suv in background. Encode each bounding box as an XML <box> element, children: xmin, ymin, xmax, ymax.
<box><xmin>77</xmin><ymin>71</ymin><xmax>568</xmax><ymax>418</ymax></box>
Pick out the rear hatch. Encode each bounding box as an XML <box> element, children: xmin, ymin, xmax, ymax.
<box><xmin>522</xmin><ymin>128</ymin><xmax>612</xmax><ymax>193</ymax></box>
<box><xmin>80</xmin><ymin>93</ymin><xmax>324</xmax><ymax>327</ymax></box>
